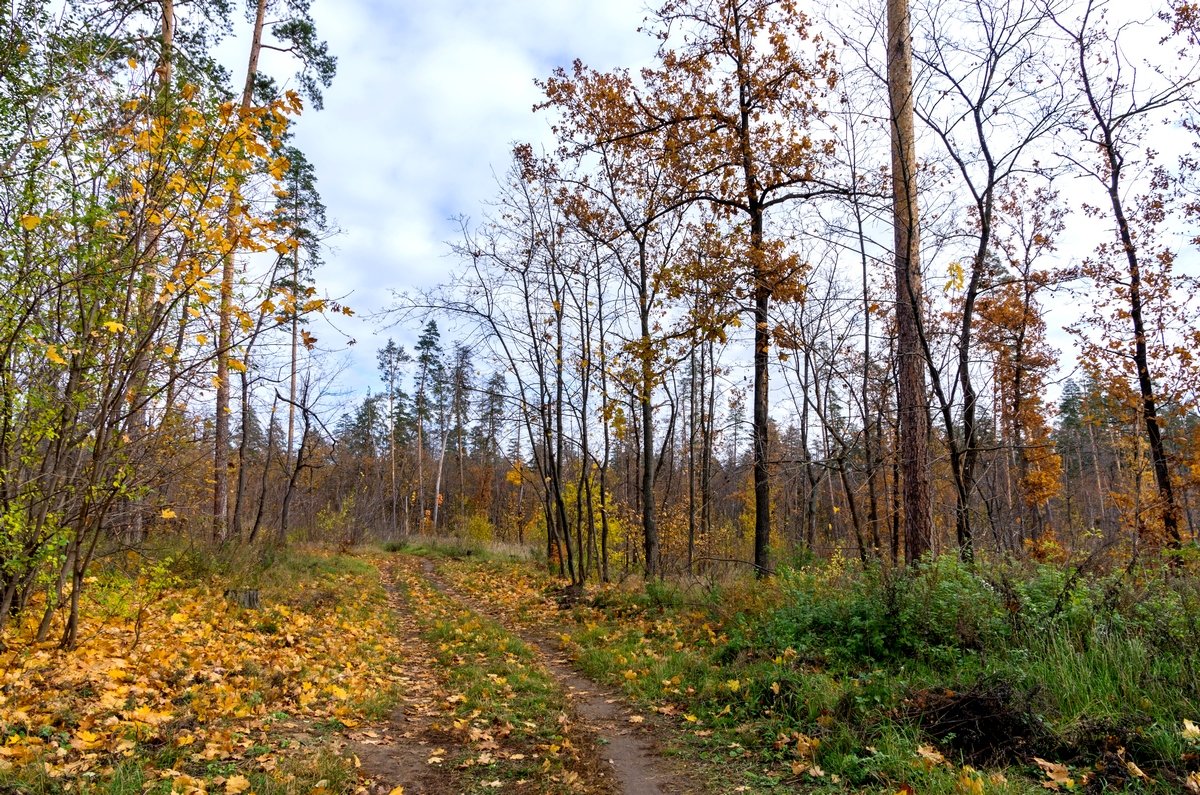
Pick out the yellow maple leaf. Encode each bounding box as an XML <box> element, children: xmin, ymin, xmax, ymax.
<box><xmin>228</xmin><ymin>359</ymin><xmax>247</xmax><ymax>373</ymax></box>
<box><xmin>1033</xmin><ymin>757</ymin><xmax>1073</xmax><ymax>790</ymax></box>
<box><xmin>224</xmin><ymin>774</ymin><xmax>251</xmax><ymax>794</ymax></box>
<box><xmin>1126</xmin><ymin>760</ymin><xmax>1148</xmax><ymax>780</ymax></box>
<box><xmin>1183</xmin><ymin>719</ymin><xmax>1200</xmax><ymax>740</ymax></box>
<box><xmin>70</xmin><ymin>729</ymin><xmax>105</xmax><ymax>751</ymax></box>
<box><xmin>944</xmin><ymin>260</ymin><xmax>965</xmax><ymax>293</ymax></box>
<box><xmin>268</xmin><ymin>156</ymin><xmax>290</xmax><ymax>180</ymax></box>
<box><xmin>794</xmin><ymin>733</ymin><xmax>818</xmax><ymax>759</ymax></box>
<box><xmin>102</xmin><ymin>320</ymin><xmax>126</xmax><ymax>333</ymax></box>
<box><xmin>125</xmin><ymin>705</ymin><xmax>171</xmax><ymax>725</ymax></box>
<box><xmin>726</xmin><ymin>679</ymin><xmax>740</xmax><ymax>692</ymax></box>
<box><xmin>160</xmin><ymin>508</ymin><xmax>177</xmax><ymax>520</ymax></box>
<box><xmin>20</xmin><ymin>214</ymin><xmax>40</xmax><ymax>230</ymax></box>
<box><xmin>957</xmin><ymin>766</ymin><xmax>984</xmax><ymax>795</ymax></box>
<box><xmin>917</xmin><ymin>744</ymin><xmax>947</xmax><ymax>768</ymax></box>
<box><xmin>46</xmin><ymin>345</ymin><xmax>66</xmax><ymax>365</ymax></box>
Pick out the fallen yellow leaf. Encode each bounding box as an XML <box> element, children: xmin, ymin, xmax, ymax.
<box><xmin>917</xmin><ymin>744</ymin><xmax>947</xmax><ymax>768</ymax></box>
<box><xmin>1034</xmin><ymin>757</ymin><xmax>1073</xmax><ymax>790</ymax></box>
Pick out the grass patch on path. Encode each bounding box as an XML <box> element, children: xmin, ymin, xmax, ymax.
<box><xmin>387</xmin><ymin>554</ymin><xmax>611</xmax><ymax>795</ymax></box>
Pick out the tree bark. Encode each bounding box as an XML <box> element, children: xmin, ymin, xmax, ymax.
<box><xmin>887</xmin><ymin>0</ymin><xmax>933</xmax><ymax>565</ymax></box>
<box><xmin>639</xmin><ymin>245</ymin><xmax>659</xmax><ymax>578</ymax></box>
<box><xmin>214</xmin><ymin>0</ymin><xmax>268</xmax><ymax>542</ymax></box>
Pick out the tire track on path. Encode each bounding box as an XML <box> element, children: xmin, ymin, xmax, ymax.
<box><xmin>344</xmin><ymin>558</ymin><xmax>469</xmax><ymax>795</ymax></box>
<box><xmin>417</xmin><ymin>557</ymin><xmax>702</xmax><ymax>795</ymax></box>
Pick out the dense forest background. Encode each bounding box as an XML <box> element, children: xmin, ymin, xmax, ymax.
<box><xmin>4</xmin><ymin>0</ymin><xmax>1200</xmax><ymax>645</ymax></box>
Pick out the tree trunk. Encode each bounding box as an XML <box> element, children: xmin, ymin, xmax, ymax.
<box><xmin>752</xmin><ymin>282</ymin><xmax>771</xmax><ymax>576</ymax></box>
<box><xmin>887</xmin><ymin>0</ymin><xmax>933</xmax><ymax>565</ymax></box>
<box><xmin>639</xmin><ymin>248</ymin><xmax>658</xmax><ymax>578</ymax></box>
<box><xmin>215</xmin><ymin>0</ymin><xmax>268</xmax><ymax>542</ymax></box>
<box><xmin>248</xmin><ymin>395</ymin><xmax>278</xmax><ymax>544</ymax></box>
<box><xmin>1105</xmin><ymin>176</ymin><xmax>1181</xmax><ymax>548</ymax></box>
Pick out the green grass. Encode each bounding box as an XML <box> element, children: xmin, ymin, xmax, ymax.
<box><xmin>0</xmin><ymin>750</ymin><xmax>357</xmax><ymax>795</ymax></box>
<box><xmin>434</xmin><ymin>552</ymin><xmax>1200</xmax><ymax>793</ymax></box>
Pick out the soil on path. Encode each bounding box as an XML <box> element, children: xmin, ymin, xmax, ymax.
<box><xmin>343</xmin><ymin>559</ymin><xmax>469</xmax><ymax>795</ymax></box>
<box><xmin>418</xmin><ymin>559</ymin><xmax>702</xmax><ymax>795</ymax></box>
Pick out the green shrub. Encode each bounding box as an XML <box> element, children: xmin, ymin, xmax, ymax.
<box><xmin>756</xmin><ymin>555</ymin><xmax>1010</xmax><ymax>668</ymax></box>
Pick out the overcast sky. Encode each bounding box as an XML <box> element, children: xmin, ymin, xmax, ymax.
<box><xmin>249</xmin><ymin>0</ymin><xmax>655</xmax><ymax>400</ymax></box>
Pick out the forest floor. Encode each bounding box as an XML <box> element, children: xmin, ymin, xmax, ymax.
<box><xmin>0</xmin><ymin>546</ymin><xmax>705</xmax><ymax>795</ymax></box>
<box><xmin>1</xmin><ymin>543</ymin><xmax>1198</xmax><ymax>794</ymax></box>
<box><xmin>359</xmin><ymin>554</ymin><xmax>701</xmax><ymax>794</ymax></box>
<box><xmin>391</xmin><ymin>543</ymin><xmax>1200</xmax><ymax>795</ymax></box>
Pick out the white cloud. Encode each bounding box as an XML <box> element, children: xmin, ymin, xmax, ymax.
<box><xmin>239</xmin><ymin>0</ymin><xmax>653</xmax><ymax>397</ymax></box>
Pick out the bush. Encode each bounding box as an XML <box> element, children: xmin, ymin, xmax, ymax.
<box><xmin>756</xmin><ymin>555</ymin><xmax>1010</xmax><ymax>668</ymax></box>
<box><xmin>459</xmin><ymin>512</ymin><xmax>495</xmax><ymax>543</ymax></box>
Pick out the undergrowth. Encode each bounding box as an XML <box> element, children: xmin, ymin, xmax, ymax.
<box><xmin>438</xmin><ymin>549</ymin><xmax>1200</xmax><ymax>794</ymax></box>
<box><xmin>381</xmin><ymin>536</ymin><xmax>535</xmax><ymax>563</ymax></box>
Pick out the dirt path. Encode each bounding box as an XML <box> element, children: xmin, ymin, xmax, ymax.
<box><xmin>345</xmin><ymin>560</ymin><xmax>469</xmax><ymax>795</ymax></box>
<box><xmin>343</xmin><ymin>555</ymin><xmax>700</xmax><ymax>794</ymax></box>
<box><xmin>417</xmin><ymin>559</ymin><xmax>699</xmax><ymax>795</ymax></box>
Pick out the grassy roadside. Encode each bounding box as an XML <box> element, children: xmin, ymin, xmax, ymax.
<box><xmin>431</xmin><ymin>547</ymin><xmax>1200</xmax><ymax>794</ymax></box>
<box><xmin>0</xmin><ymin>546</ymin><xmax>407</xmax><ymax>794</ymax></box>
<box><xmin>385</xmin><ymin>554</ymin><xmax>611</xmax><ymax>795</ymax></box>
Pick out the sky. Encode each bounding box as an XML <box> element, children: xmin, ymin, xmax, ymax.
<box><xmin>244</xmin><ymin>0</ymin><xmax>656</xmax><ymax>401</ymax></box>
<box><xmin>225</xmin><ymin>0</ymin><xmax>1199</xmax><ymax>415</ymax></box>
